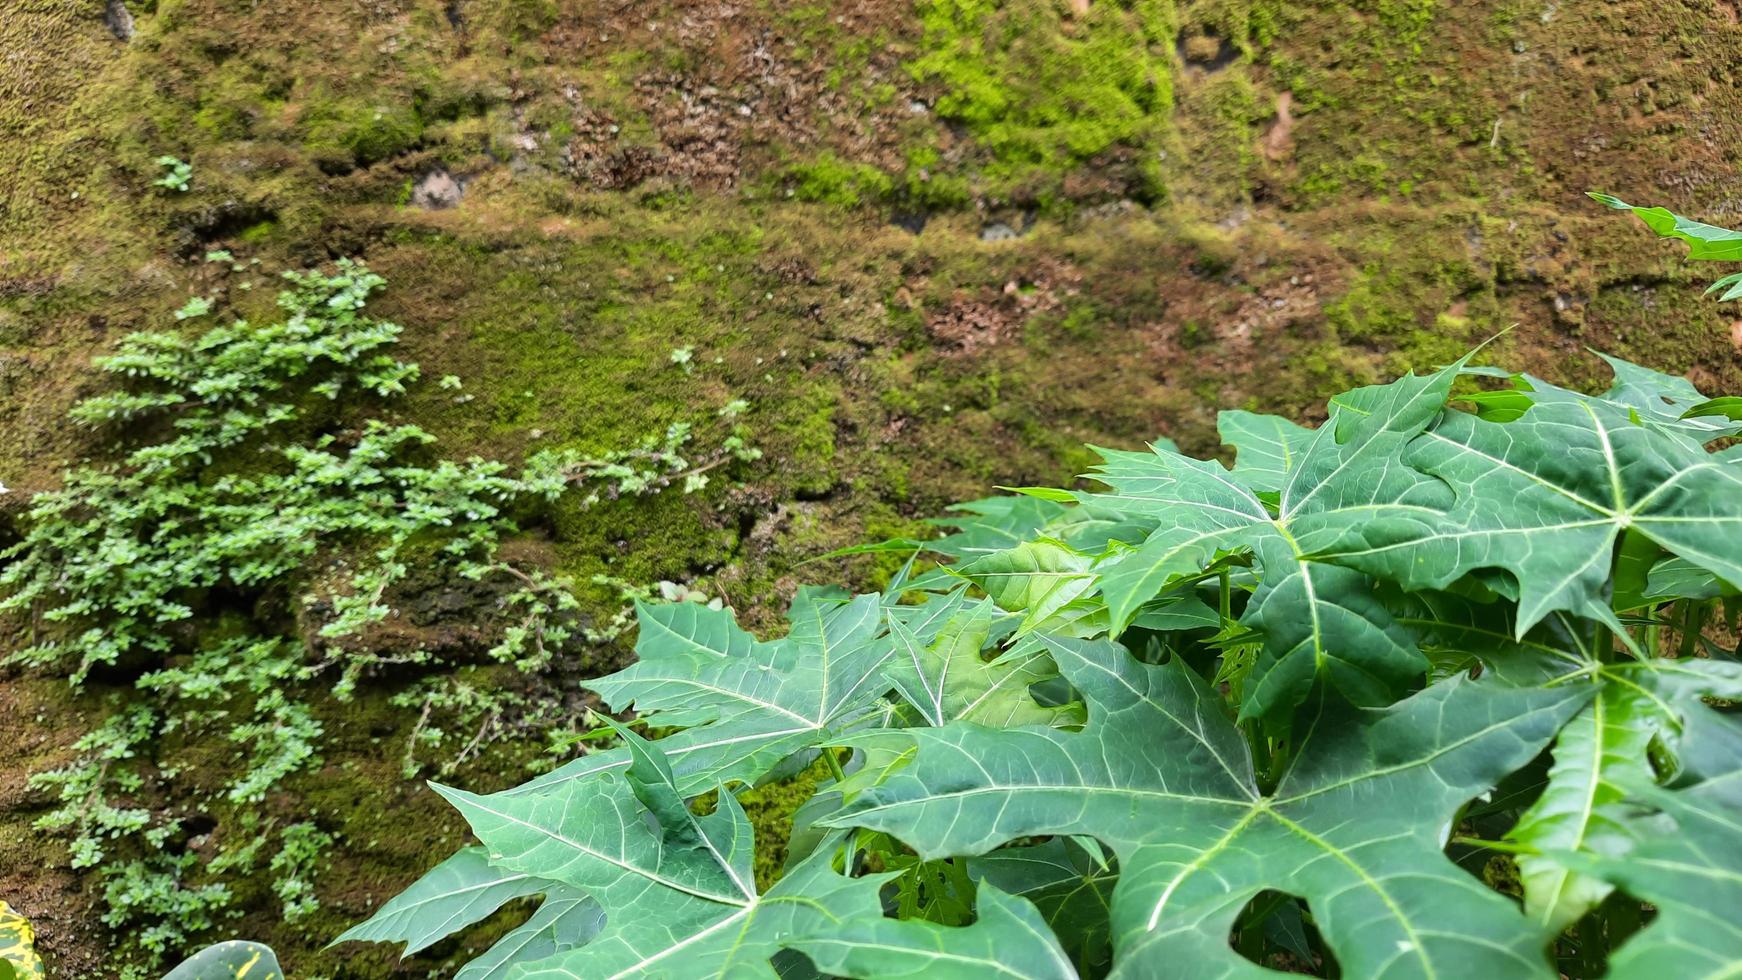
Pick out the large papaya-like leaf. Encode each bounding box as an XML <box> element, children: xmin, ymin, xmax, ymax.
<box><xmin>435</xmin><ymin>727</ymin><xmax>1070</xmax><ymax>978</ymax></box>
<box><xmin>334</xmin><ymin>846</ymin><xmax>603</xmax><ymax>976</ymax></box>
<box><xmin>1085</xmin><ymin>367</ymin><xmax>1456</xmax><ymax>719</ymax></box>
<box><xmin>518</xmin><ymin>591</ymin><xmax>896</xmax><ymax>798</ymax></box>
<box><xmin>831</xmin><ymin>636</ymin><xmax>1588</xmax><ymax>978</ymax></box>
<box><xmin>885</xmin><ymin>596</ymin><xmax>1079</xmax><ymax>729</ymax></box>
<box><xmin>1553</xmin><ymin>709</ymin><xmax>1742</xmax><ymax>979</ymax></box>
<box><xmin>1320</xmin><ymin>389</ymin><xmax>1742</xmax><ymax>636</ymax></box>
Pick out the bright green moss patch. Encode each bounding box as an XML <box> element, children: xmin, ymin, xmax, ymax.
<box><xmin>785</xmin><ymin>153</ymin><xmax>896</xmax><ymax>208</ymax></box>
<box><xmin>908</xmin><ymin>0</ymin><xmax>1176</xmax><ymax>204</ymax></box>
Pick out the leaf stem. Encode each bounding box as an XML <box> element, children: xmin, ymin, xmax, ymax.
<box><xmin>1678</xmin><ymin>600</ymin><xmax>1708</xmax><ymax>659</ymax></box>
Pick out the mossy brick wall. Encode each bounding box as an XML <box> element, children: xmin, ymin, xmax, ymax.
<box><xmin>3</xmin><ymin>0</ymin><xmax>1741</xmax><ymax>973</ymax></box>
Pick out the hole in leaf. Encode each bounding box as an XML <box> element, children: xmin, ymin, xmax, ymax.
<box><xmin>1229</xmin><ymin>890</ymin><xmax>1337</xmax><ymax>976</ymax></box>
<box><xmin>973</xmin><ymin>837</ymin><xmax>1117</xmax><ymax>976</ymax></box>
<box><xmin>1551</xmin><ymin>889</ymin><xmax>1655</xmax><ymax>975</ymax></box>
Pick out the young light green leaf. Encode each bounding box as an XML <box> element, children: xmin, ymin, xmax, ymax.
<box><xmin>1590</xmin><ymin>192</ymin><xmax>1742</xmax><ymax>261</ymax></box>
<box><xmin>1551</xmin><ymin>710</ymin><xmax>1742</xmax><ymax>980</ymax></box>
<box><xmin>885</xmin><ymin>600</ymin><xmax>1080</xmax><ymax>729</ymax></box>
<box><xmin>1507</xmin><ymin>685</ymin><xmax>1656</xmax><ymax>936</ymax></box>
<box><xmin>957</xmin><ymin>539</ymin><xmax>1096</xmax><ymax>633</ymax></box>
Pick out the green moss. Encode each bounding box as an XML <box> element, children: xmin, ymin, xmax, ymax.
<box><xmin>1171</xmin><ymin>70</ymin><xmax>1266</xmax><ymax>206</ymax></box>
<box><xmin>908</xmin><ymin>0</ymin><xmax>1176</xmax><ymax>205</ymax></box>
<box><xmin>785</xmin><ymin>152</ymin><xmax>896</xmax><ymax>208</ymax></box>
<box><xmin>739</xmin><ymin>757</ymin><xmax>829</xmax><ymax>892</ymax></box>
<box><xmin>785</xmin><ymin>383</ymin><xmax>841</xmax><ymax>496</ymax></box>
<box><xmin>300</xmin><ymin>98</ymin><xmax>424</xmax><ymax>167</ymax></box>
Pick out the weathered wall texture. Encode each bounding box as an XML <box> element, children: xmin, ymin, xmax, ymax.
<box><xmin>3</xmin><ymin>0</ymin><xmax>1739</xmax><ymax>973</ymax></box>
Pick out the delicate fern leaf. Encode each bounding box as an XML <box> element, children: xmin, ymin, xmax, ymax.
<box><xmin>334</xmin><ymin>846</ymin><xmax>551</xmax><ymax>954</ymax></box>
<box><xmin>523</xmin><ymin>592</ymin><xmax>897</xmax><ymax>798</ymax></box>
<box><xmin>1320</xmin><ymin>392</ymin><xmax>1742</xmax><ymax>636</ymax></box>
<box><xmin>438</xmin><ymin>729</ymin><xmax>1063</xmax><ymax>979</ymax></box>
<box><xmin>832</xmin><ymin>636</ymin><xmax>1587</xmax><ymax>978</ymax></box>
<box><xmin>885</xmin><ymin>600</ymin><xmax>1080</xmax><ymax>729</ymax></box>
<box><xmin>1589</xmin><ymin>192</ymin><xmax>1742</xmax><ymax>261</ymax></box>
<box><xmin>1553</xmin><ymin>710</ymin><xmax>1742</xmax><ymax>980</ymax></box>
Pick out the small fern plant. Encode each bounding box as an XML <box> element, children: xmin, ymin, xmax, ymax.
<box><xmin>1</xmin><ymin>261</ymin><xmax>755</xmax><ymax>973</ymax></box>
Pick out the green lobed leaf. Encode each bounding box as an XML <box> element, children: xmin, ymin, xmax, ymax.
<box><xmin>832</xmin><ymin>636</ymin><xmax>1588</xmax><ymax>978</ymax></box>
<box><xmin>884</xmin><ymin>596</ymin><xmax>1081</xmax><ymax>729</ymax></box>
<box><xmin>333</xmin><ymin>846</ymin><xmax>558</xmax><ymax>955</ymax></box>
<box><xmin>1551</xmin><ymin>710</ymin><xmax>1742</xmax><ymax>979</ymax></box>
<box><xmin>957</xmin><ymin>538</ymin><xmax>1096</xmax><ymax>634</ymax></box>
<box><xmin>436</xmin><ymin>727</ymin><xmax>1068</xmax><ymax>978</ymax></box>
<box><xmin>1317</xmin><ymin>386</ymin><xmax>1742</xmax><ymax>636</ymax></box>
<box><xmin>519</xmin><ymin>591</ymin><xmax>896</xmax><ymax>799</ymax></box>
<box><xmin>1216</xmin><ymin>410</ymin><xmax>1315</xmax><ymax>494</ymax></box>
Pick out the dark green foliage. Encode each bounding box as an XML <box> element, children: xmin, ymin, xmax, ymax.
<box><xmin>346</xmin><ymin>344</ymin><xmax>1742</xmax><ymax>978</ymax></box>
